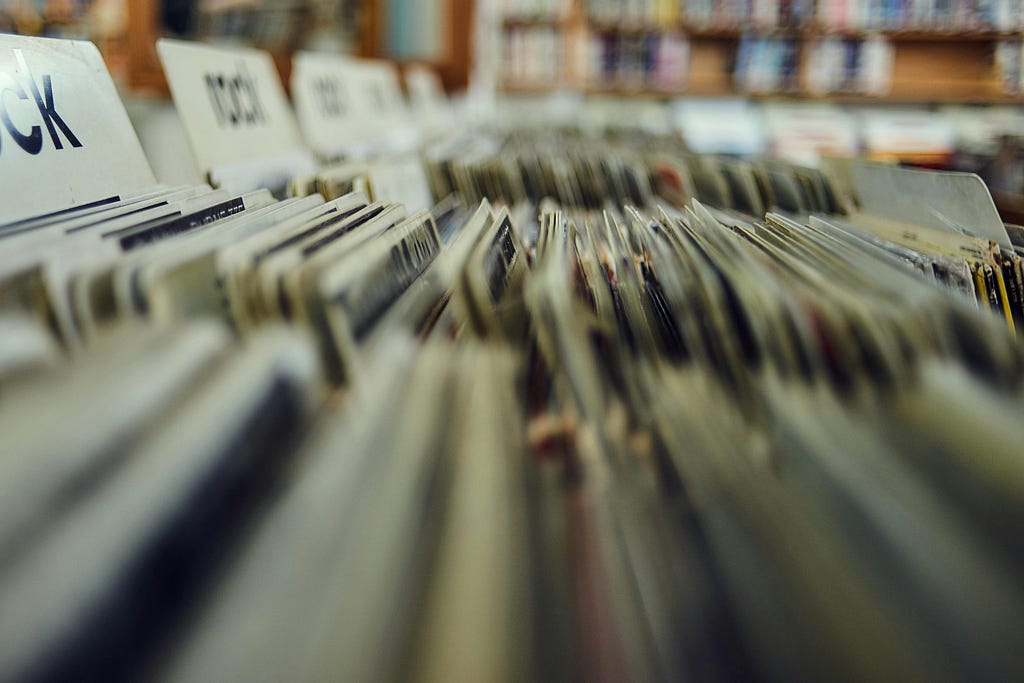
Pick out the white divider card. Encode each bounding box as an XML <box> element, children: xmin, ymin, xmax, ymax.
<box><xmin>852</xmin><ymin>162</ymin><xmax>1013</xmax><ymax>249</ymax></box>
<box><xmin>291</xmin><ymin>52</ymin><xmax>414</xmax><ymax>161</ymax></box>
<box><xmin>0</xmin><ymin>35</ymin><xmax>156</xmax><ymax>225</ymax></box>
<box><xmin>157</xmin><ymin>39</ymin><xmax>315</xmax><ymax>195</ymax></box>
<box><xmin>368</xmin><ymin>156</ymin><xmax>433</xmax><ymax>213</ymax></box>
<box><xmin>404</xmin><ymin>64</ymin><xmax>451</xmax><ymax>136</ymax></box>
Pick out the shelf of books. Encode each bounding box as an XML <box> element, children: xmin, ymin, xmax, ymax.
<box><xmin>124</xmin><ymin>0</ymin><xmax>371</xmax><ymax>94</ymax></box>
<box><xmin>122</xmin><ymin>0</ymin><xmax>472</xmax><ymax>95</ymax></box>
<box><xmin>497</xmin><ymin>0</ymin><xmax>1024</xmax><ymax>103</ymax></box>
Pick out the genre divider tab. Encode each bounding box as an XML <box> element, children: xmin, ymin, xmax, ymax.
<box><xmin>0</xmin><ymin>35</ymin><xmax>156</xmax><ymax>225</ymax></box>
<box><xmin>404</xmin><ymin>64</ymin><xmax>452</xmax><ymax>137</ymax></box>
<box><xmin>851</xmin><ymin>161</ymin><xmax>1013</xmax><ymax>248</ymax></box>
<box><xmin>368</xmin><ymin>157</ymin><xmax>434</xmax><ymax>213</ymax></box>
<box><xmin>157</xmin><ymin>39</ymin><xmax>315</xmax><ymax>196</ymax></box>
<box><xmin>291</xmin><ymin>52</ymin><xmax>412</xmax><ymax>161</ymax></box>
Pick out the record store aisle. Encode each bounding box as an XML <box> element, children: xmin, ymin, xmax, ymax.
<box><xmin>3</xmin><ymin>28</ymin><xmax>1024</xmax><ymax>683</ymax></box>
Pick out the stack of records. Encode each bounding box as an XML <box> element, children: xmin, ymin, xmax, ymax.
<box><xmin>3</xmin><ymin>33</ymin><xmax>1024</xmax><ymax>682</ymax></box>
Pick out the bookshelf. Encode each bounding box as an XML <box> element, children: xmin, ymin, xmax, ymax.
<box><xmin>125</xmin><ymin>0</ymin><xmax>472</xmax><ymax>95</ymax></box>
<box><xmin>126</xmin><ymin>0</ymin><xmax>370</xmax><ymax>94</ymax></box>
<box><xmin>495</xmin><ymin>1</ymin><xmax>1024</xmax><ymax>103</ymax></box>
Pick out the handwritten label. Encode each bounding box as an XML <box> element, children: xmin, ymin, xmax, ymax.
<box><xmin>0</xmin><ymin>35</ymin><xmax>155</xmax><ymax>225</ymax></box>
<box><xmin>157</xmin><ymin>40</ymin><xmax>314</xmax><ymax>194</ymax></box>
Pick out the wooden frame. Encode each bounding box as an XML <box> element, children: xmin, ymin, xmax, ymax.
<box><xmin>126</xmin><ymin>0</ymin><xmax>166</xmax><ymax>93</ymax></box>
<box><xmin>372</xmin><ymin>0</ymin><xmax>473</xmax><ymax>91</ymax></box>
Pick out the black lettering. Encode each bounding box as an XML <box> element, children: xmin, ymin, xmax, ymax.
<box><xmin>239</xmin><ymin>77</ymin><xmax>255</xmax><ymax>124</ymax></box>
<box><xmin>400</xmin><ymin>240</ymin><xmax>410</xmax><ymax>270</ymax></box>
<box><xmin>368</xmin><ymin>83</ymin><xmax>385</xmax><ymax>110</ymax></box>
<box><xmin>242</xmin><ymin>72</ymin><xmax>265</xmax><ymax>123</ymax></box>
<box><xmin>203</xmin><ymin>64</ymin><xmax>266</xmax><ymax>129</ymax></box>
<box><xmin>227</xmin><ymin>77</ymin><xmax>242</xmax><ymax>125</ymax></box>
<box><xmin>0</xmin><ymin>72</ymin><xmax>42</xmax><ymax>154</ymax></box>
<box><xmin>314</xmin><ymin>77</ymin><xmax>346</xmax><ymax>118</ymax></box>
<box><xmin>16</xmin><ymin>49</ymin><xmax>81</xmax><ymax>150</ymax></box>
<box><xmin>205</xmin><ymin>74</ymin><xmax>226</xmax><ymax>126</ymax></box>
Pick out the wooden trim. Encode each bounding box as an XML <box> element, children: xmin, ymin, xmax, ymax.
<box><xmin>361</xmin><ymin>0</ymin><xmax>382</xmax><ymax>58</ymax></box>
<box><xmin>364</xmin><ymin>0</ymin><xmax>472</xmax><ymax>92</ymax></box>
<box><xmin>126</xmin><ymin>0</ymin><xmax>168</xmax><ymax>94</ymax></box>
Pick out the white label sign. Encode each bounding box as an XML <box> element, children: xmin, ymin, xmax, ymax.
<box><xmin>369</xmin><ymin>156</ymin><xmax>433</xmax><ymax>213</ymax></box>
<box><xmin>157</xmin><ymin>39</ymin><xmax>315</xmax><ymax>193</ymax></box>
<box><xmin>404</xmin><ymin>65</ymin><xmax>452</xmax><ymax>138</ymax></box>
<box><xmin>0</xmin><ymin>35</ymin><xmax>155</xmax><ymax>225</ymax></box>
<box><xmin>292</xmin><ymin>52</ymin><xmax>410</xmax><ymax>160</ymax></box>
<box><xmin>405</xmin><ymin>65</ymin><xmax>446</xmax><ymax>115</ymax></box>
<box><xmin>853</xmin><ymin>162</ymin><xmax>1012</xmax><ymax>249</ymax></box>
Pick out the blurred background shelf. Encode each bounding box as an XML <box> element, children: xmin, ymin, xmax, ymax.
<box><xmin>494</xmin><ymin>87</ymin><xmax>1024</xmax><ymax>105</ymax></box>
<box><xmin>121</xmin><ymin>0</ymin><xmax>473</xmax><ymax>94</ymax></box>
<box><xmin>583</xmin><ymin>24</ymin><xmax>1023</xmax><ymax>40</ymax></box>
<box><xmin>494</xmin><ymin>0</ymin><xmax>1024</xmax><ymax>103</ymax></box>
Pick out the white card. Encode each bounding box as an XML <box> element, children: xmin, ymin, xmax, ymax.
<box><xmin>404</xmin><ymin>65</ymin><xmax>447</xmax><ymax>117</ymax></box>
<box><xmin>853</xmin><ymin>162</ymin><xmax>1012</xmax><ymax>249</ymax></box>
<box><xmin>157</xmin><ymin>39</ymin><xmax>315</xmax><ymax>194</ymax></box>
<box><xmin>0</xmin><ymin>35</ymin><xmax>155</xmax><ymax>225</ymax></box>
<box><xmin>369</xmin><ymin>156</ymin><xmax>433</xmax><ymax>213</ymax></box>
<box><xmin>292</xmin><ymin>51</ymin><xmax>411</xmax><ymax>160</ymax></box>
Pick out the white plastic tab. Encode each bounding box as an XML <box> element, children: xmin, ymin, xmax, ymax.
<box><xmin>852</xmin><ymin>162</ymin><xmax>1012</xmax><ymax>249</ymax></box>
<box><xmin>292</xmin><ymin>51</ymin><xmax>411</xmax><ymax>160</ymax></box>
<box><xmin>157</xmin><ymin>39</ymin><xmax>315</xmax><ymax>194</ymax></box>
<box><xmin>0</xmin><ymin>35</ymin><xmax>155</xmax><ymax>225</ymax></box>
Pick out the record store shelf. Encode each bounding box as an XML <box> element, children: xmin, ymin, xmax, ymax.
<box><xmin>497</xmin><ymin>4</ymin><xmax>1024</xmax><ymax>104</ymax></box>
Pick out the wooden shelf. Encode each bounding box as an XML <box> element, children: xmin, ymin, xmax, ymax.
<box><xmin>499</xmin><ymin>83</ymin><xmax>576</xmax><ymax>95</ymax></box>
<box><xmin>586</xmin><ymin>21</ymin><xmax>767</xmax><ymax>39</ymax></box>
<box><xmin>828</xmin><ymin>29</ymin><xmax>1021</xmax><ymax>41</ymax></box>
<box><xmin>503</xmin><ymin>15</ymin><xmax>571</xmax><ymax>28</ymax></box>
<box><xmin>496</xmin><ymin>6</ymin><xmax>1024</xmax><ymax>105</ymax></box>
<box><xmin>584</xmin><ymin>86</ymin><xmax>688</xmax><ymax>98</ymax></box>
<box><xmin>587</xmin><ymin>19</ymin><xmax>675</xmax><ymax>34</ymax></box>
<box><xmin>684</xmin><ymin>25</ymin><xmax>788</xmax><ymax>39</ymax></box>
<box><xmin>764</xmin><ymin>92</ymin><xmax>1024</xmax><ymax>104</ymax></box>
<box><xmin>498</xmin><ymin>84</ymin><xmax>1024</xmax><ymax>105</ymax></box>
<box><xmin>582</xmin><ymin>18</ymin><xmax>1023</xmax><ymax>42</ymax></box>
